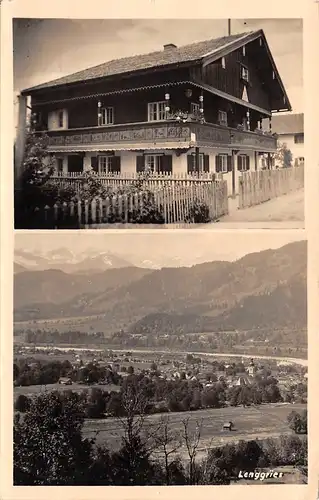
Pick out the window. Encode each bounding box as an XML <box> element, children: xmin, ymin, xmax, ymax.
<box><xmin>58</xmin><ymin>110</ymin><xmax>64</xmax><ymax>128</ymax></box>
<box><xmin>191</xmin><ymin>102</ymin><xmax>200</xmax><ymax>114</ymax></box>
<box><xmin>219</xmin><ymin>154</ymin><xmax>228</xmax><ymax>173</ymax></box>
<box><xmin>99</xmin><ymin>107</ymin><xmax>114</xmax><ymax>126</ymax></box>
<box><xmin>218</xmin><ymin>110</ymin><xmax>228</xmax><ymax>126</ymax></box>
<box><xmin>148</xmin><ymin>101</ymin><xmax>167</xmax><ymax>121</ymax></box>
<box><xmin>221</xmin><ymin>57</ymin><xmax>226</xmax><ymax>69</ymax></box>
<box><xmin>294</xmin><ymin>133</ymin><xmax>304</xmax><ymax>144</ymax></box>
<box><xmin>145</xmin><ymin>154</ymin><xmax>163</xmax><ymax>173</ymax></box>
<box><xmin>56</xmin><ymin>158</ymin><xmax>64</xmax><ymax>173</ymax></box>
<box><xmin>191</xmin><ymin>153</ymin><xmax>204</xmax><ymax>172</ymax></box>
<box><xmin>238</xmin><ymin>154</ymin><xmax>249</xmax><ymax>171</ymax></box>
<box><xmin>241</xmin><ymin>65</ymin><xmax>249</xmax><ymax>82</ymax></box>
<box><xmin>98</xmin><ymin>155</ymin><xmax>113</xmax><ymax>174</ymax></box>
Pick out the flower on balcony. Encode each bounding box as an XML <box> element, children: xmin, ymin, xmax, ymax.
<box><xmin>236</xmin><ymin>124</ymin><xmax>245</xmax><ymax>131</ymax></box>
<box><xmin>167</xmin><ymin>109</ymin><xmax>205</xmax><ymax>124</ymax></box>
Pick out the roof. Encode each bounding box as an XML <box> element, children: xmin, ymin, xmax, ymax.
<box><xmin>271</xmin><ymin>113</ymin><xmax>304</xmax><ymax>135</ymax></box>
<box><xmin>23</xmin><ymin>30</ymin><xmax>259</xmax><ymax>93</ymax></box>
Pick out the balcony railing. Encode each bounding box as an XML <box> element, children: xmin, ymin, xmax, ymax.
<box><xmin>45</xmin><ymin>120</ymin><xmax>277</xmax><ymax>151</ymax></box>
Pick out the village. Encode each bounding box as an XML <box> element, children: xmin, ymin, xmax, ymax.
<box><xmin>14</xmin><ymin>344</ymin><xmax>307</xmax><ymax>405</ymax></box>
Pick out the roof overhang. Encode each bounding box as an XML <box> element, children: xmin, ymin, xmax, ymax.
<box><xmin>191</xmin><ymin>80</ymin><xmax>272</xmax><ymax>116</ymax></box>
<box><xmin>30</xmin><ymin>79</ymin><xmax>271</xmax><ymax>116</ymax></box>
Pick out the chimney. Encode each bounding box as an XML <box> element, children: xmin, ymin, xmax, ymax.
<box><xmin>163</xmin><ymin>43</ymin><xmax>177</xmax><ymax>50</ymax></box>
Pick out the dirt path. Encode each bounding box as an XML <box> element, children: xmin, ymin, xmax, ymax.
<box><xmin>219</xmin><ymin>188</ymin><xmax>304</xmax><ymax>225</ymax></box>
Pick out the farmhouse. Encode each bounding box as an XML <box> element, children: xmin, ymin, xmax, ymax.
<box><xmin>17</xmin><ymin>29</ymin><xmax>291</xmax><ymax>197</ymax></box>
<box><xmin>271</xmin><ymin>113</ymin><xmax>304</xmax><ymax>166</ymax></box>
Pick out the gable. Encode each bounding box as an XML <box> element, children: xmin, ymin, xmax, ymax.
<box><xmin>199</xmin><ymin>33</ymin><xmax>290</xmax><ymax>113</ymax></box>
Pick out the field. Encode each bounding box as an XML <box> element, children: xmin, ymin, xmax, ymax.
<box><xmin>14</xmin><ymin>382</ymin><xmax>120</xmax><ymax>397</ymax></box>
<box><xmin>82</xmin><ymin>402</ymin><xmax>306</xmax><ymax>456</ymax></box>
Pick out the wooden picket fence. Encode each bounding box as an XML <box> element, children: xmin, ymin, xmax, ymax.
<box><xmin>17</xmin><ymin>180</ymin><xmax>228</xmax><ymax>229</ymax></box>
<box><xmin>238</xmin><ymin>165</ymin><xmax>304</xmax><ymax>210</ymax></box>
<box><xmin>51</xmin><ymin>171</ymin><xmax>218</xmax><ymax>193</ymax></box>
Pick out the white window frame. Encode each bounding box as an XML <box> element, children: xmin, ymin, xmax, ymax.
<box><xmin>241</xmin><ymin>65</ymin><xmax>249</xmax><ymax>82</ymax></box>
<box><xmin>218</xmin><ymin>110</ymin><xmax>228</xmax><ymax>126</ymax></box>
<box><xmin>145</xmin><ymin>154</ymin><xmax>162</xmax><ymax>173</ymax></box>
<box><xmin>99</xmin><ymin>107</ymin><xmax>114</xmax><ymax>126</ymax></box>
<box><xmin>190</xmin><ymin>102</ymin><xmax>200</xmax><ymax>114</ymax></box>
<box><xmin>147</xmin><ymin>101</ymin><xmax>167</xmax><ymax>122</ymax></box>
<box><xmin>238</xmin><ymin>154</ymin><xmax>248</xmax><ymax>171</ymax></box>
<box><xmin>191</xmin><ymin>153</ymin><xmax>204</xmax><ymax>172</ymax></box>
<box><xmin>219</xmin><ymin>154</ymin><xmax>228</xmax><ymax>173</ymax></box>
<box><xmin>98</xmin><ymin>155</ymin><xmax>113</xmax><ymax>174</ymax></box>
<box><xmin>221</xmin><ymin>57</ymin><xmax>226</xmax><ymax>69</ymax></box>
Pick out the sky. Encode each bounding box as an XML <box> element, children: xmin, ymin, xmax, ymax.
<box><xmin>13</xmin><ymin>18</ymin><xmax>303</xmax><ymax>113</ymax></box>
<box><xmin>15</xmin><ymin>230</ymin><xmax>305</xmax><ymax>268</ymax></box>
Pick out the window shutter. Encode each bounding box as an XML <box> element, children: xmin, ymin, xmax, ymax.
<box><xmin>187</xmin><ymin>155</ymin><xmax>194</xmax><ymax>174</ymax></box>
<box><xmin>215</xmin><ymin>155</ymin><xmax>221</xmax><ymax>173</ymax></box>
<box><xmin>246</xmin><ymin>155</ymin><xmax>250</xmax><ymax>170</ymax></box>
<box><xmin>203</xmin><ymin>154</ymin><xmax>210</xmax><ymax>173</ymax></box>
<box><xmin>91</xmin><ymin>156</ymin><xmax>98</xmax><ymax>172</ymax></box>
<box><xmin>227</xmin><ymin>155</ymin><xmax>232</xmax><ymax>172</ymax></box>
<box><xmin>237</xmin><ymin>155</ymin><xmax>242</xmax><ymax>171</ymax></box>
<box><xmin>136</xmin><ymin>155</ymin><xmax>145</xmax><ymax>173</ymax></box>
<box><xmin>110</xmin><ymin>156</ymin><xmax>121</xmax><ymax>173</ymax></box>
<box><xmin>161</xmin><ymin>155</ymin><xmax>173</xmax><ymax>174</ymax></box>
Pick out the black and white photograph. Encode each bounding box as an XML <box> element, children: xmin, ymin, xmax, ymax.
<box><xmin>13</xmin><ymin>231</ymin><xmax>307</xmax><ymax>485</ymax></box>
<box><xmin>13</xmin><ymin>18</ymin><xmax>304</xmax><ymax>229</ymax></box>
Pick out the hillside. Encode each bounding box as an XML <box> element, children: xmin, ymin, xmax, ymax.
<box><xmin>14</xmin><ymin>267</ymin><xmax>153</xmax><ymax>308</ymax></box>
<box><xmin>14</xmin><ymin>241</ymin><xmax>307</xmax><ymax>334</ymax></box>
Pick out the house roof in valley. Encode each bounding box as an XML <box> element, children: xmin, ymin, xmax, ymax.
<box><xmin>22</xmin><ymin>29</ymin><xmax>285</xmax><ymax>98</ymax></box>
<box><xmin>271</xmin><ymin>113</ymin><xmax>304</xmax><ymax>135</ymax></box>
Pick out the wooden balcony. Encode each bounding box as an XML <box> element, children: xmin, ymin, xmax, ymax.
<box><xmin>45</xmin><ymin>120</ymin><xmax>277</xmax><ymax>153</ymax></box>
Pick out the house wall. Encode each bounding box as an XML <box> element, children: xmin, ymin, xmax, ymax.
<box><xmin>53</xmin><ymin>147</ymin><xmax>263</xmax><ymax>197</ymax></box>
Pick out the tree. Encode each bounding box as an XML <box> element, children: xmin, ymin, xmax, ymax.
<box><xmin>181</xmin><ymin>417</ymin><xmax>203</xmax><ymax>485</ymax></box>
<box><xmin>151</xmin><ymin>415</ymin><xmax>183</xmax><ymax>485</ymax></box>
<box><xmin>287</xmin><ymin>410</ymin><xmax>307</xmax><ymax>434</ymax></box>
<box><xmin>150</xmin><ymin>362</ymin><xmax>157</xmax><ymax>372</ymax></box>
<box><xmin>85</xmin><ymin>388</ymin><xmax>107</xmax><ymax>418</ymax></box>
<box><xmin>127</xmin><ymin>365</ymin><xmax>134</xmax><ymax>375</ymax></box>
<box><xmin>273</xmin><ymin>141</ymin><xmax>293</xmax><ymax>168</ymax></box>
<box><xmin>14</xmin><ymin>394</ymin><xmax>31</xmax><ymax>413</ymax></box>
<box><xmin>15</xmin><ymin>129</ymin><xmax>76</xmax><ymax>228</ymax></box>
<box><xmin>14</xmin><ymin>391</ymin><xmax>94</xmax><ymax>485</ymax></box>
<box><xmin>110</xmin><ymin>378</ymin><xmax>159</xmax><ymax>484</ymax></box>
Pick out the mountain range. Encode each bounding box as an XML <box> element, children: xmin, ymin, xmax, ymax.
<box><xmin>14</xmin><ymin>241</ymin><xmax>307</xmax><ymax>335</ymax></box>
<box><xmin>14</xmin><ymin>248</ymin><xmax>135</xmax><ymax>274</ymax></box>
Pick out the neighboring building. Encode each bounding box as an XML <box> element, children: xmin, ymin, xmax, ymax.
<box><xmin>271</xmin><ymin>113</ymin><xmax>304</xmax><ymax>166</ymax></box>
<box><xmin>17</xmin><ymin>29</ymin><xmax>291</xmax><ymax>196</ymax></box>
